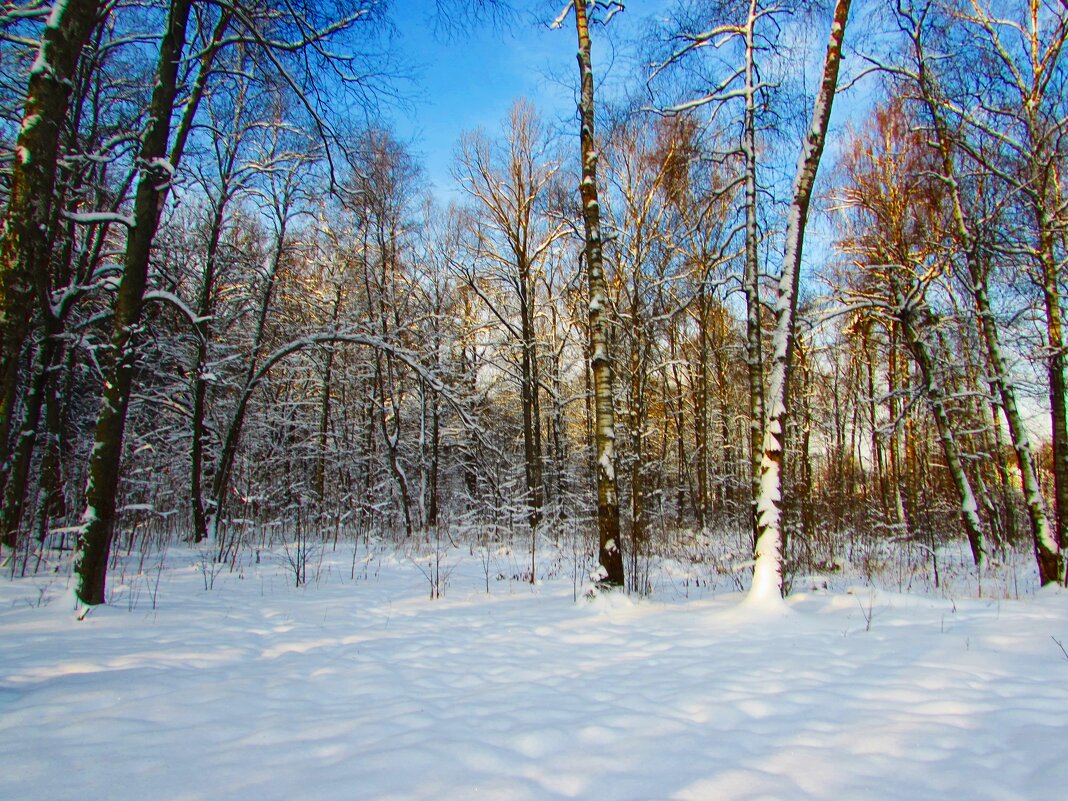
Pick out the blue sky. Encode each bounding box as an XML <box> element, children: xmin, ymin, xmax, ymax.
<box><xmin>386</xmin><ymin>0</ymin><xmax>658</xmax><ymax>200</ymax></box>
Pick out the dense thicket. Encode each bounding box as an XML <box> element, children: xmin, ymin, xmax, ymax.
<box><xmin>0</xmin><ymin>0</ymin><xmax>1064</xmax><ymax>603</ymax></box>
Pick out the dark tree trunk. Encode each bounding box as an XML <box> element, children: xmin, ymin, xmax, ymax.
<box><xmin>0</xmin><ymin>0</ymin><xmax>101</xmax><ymax>463</ymax></box>
<box><xmin>74</xmin><ymin>0</ymin><xmax>195</xmax><ymax>606</ymax></box>
<box><xmin>190</xmin><ymin>192</ymin><xmax>229</xmax><ymax>544</ymax></box>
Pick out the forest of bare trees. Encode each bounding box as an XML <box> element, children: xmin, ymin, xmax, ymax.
<box><xmin>1</xmin><ymin>0</ymin><xmax>1065</xmax><ymax>605</ymax></box>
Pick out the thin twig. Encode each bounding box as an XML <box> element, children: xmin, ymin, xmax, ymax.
<box><xmin>1052</xmin><ymin>636</ymin><xmax>1068</xmax><ymax>662</ymax></box>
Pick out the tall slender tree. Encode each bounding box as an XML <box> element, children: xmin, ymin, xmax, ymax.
<box><xmin>0</xmin><ymin>0</ymin><xmax>101</xmax><ymax>481</ymax></box>
<box><xmin>752</xmin><ymin>0</ymin><xmax>852</xmax><ymax>600</ymax></box>
<box><xmin>560</xmin><ymin>0</ymin><xmax>626</xmax><ymax>586</ymax></box>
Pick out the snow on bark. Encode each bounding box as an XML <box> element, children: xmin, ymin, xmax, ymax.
<box><xmin>906</xmin><ymin>20</ymin><xmax>1063</xmax><ymax>584</ymax></box>
<box><xmin>75</xmin><ymin>0</ymin><xmax>195</xmax><ymax>606</ymax></box>
<box><xmin>0</xmin><ymin>0</ymin><xmax>100</xmax><ymax>457</ymax></box>
<box><xmin>751</xmin><ymin>0</ymin><xmax>851</xmax><ymax>602</ymax></box>
<box><xmin>573</xmin><ymin>0</ymin><xmax>624</xmax><ymax>587</ymax></box>
<box><xmin>63</xmin><ymin>210</ymin><xmax>135</xmax><ymax>228</ymax></box>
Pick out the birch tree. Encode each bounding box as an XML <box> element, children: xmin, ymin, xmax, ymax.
<box><xmin>893</xmin><ymin>0</ymin><xmax>1063</xmax><ymax>584</ymax></box>
<box><xmin>556</xmin><ymin>0</ymin><xmax>625</xmax><ymax>586</ymax></box>
<box><xmin>650</xmin><ymin>0</ymin><xmax>774</xmax><ymax>543</ymax></box>
<box><xmin>752</xmin><ymin>0</ymin><xmax>852</xmax><ymax>600</ymax></box>
<box><xmin>944</xmin><ymin>0</ymin><xmax>1068</xmax><ymax>563</ymax></box>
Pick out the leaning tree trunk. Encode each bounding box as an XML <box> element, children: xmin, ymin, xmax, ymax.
<box><xmin>0</xmin><ymin>0</ymin><xmax>101</xmax><ymax>465</ymax></box>
<box><xmin>1035</xmin><ymin>203</ymin><xmax>1068</xmax><ymax>571</ymax></box>
<box><xmin>573</xmin><ymin>0</ymin><xmax>624</xmax><ymax>587</ymax></box>
<box><xmin>908</xmin><ymin>40</ymin><xmax>1062</xmax><ymax>585</ymax></box>
<box><xmin>74</xmin><ymin>0</ymin><xmax>196</xmax><ymax>606</ymax></box>
<box><xmin>752</xmin><ymin>0</ymin><xmax>851</xmax><ymax>600</ymax></box>
<box><xmin>897</xmin><ymin>300</ymin><xmax>987</xmax><ymax>570</ymax></box>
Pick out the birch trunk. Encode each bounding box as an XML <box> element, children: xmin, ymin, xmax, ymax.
<box><xmin>1035</xmin><ymin>203</ymin><xmax>1068</xmax><ymax>569</ymax></box>
<box><xmin>743</xmin><ymin>0</ymin><xmax>765</xmax><ymax>547</ymax></box>
<box><xmin>752</xmin><ymin>0</ymin><xmax>851</xmax><ymax>600</ymax></box>
<box><xmin>573</xmin><ymin>0</ymin><xmax>624</xmax><ymax>586</ymax></box>
<box><xmin>909</xmin><ymin>41</ymin><xmax>1062</xmax><ymax>584</ymax></box>
<box><xmin>897</xmin><ymin>301</ymin><xmax>987</xmax><ymax>569</ymax></box>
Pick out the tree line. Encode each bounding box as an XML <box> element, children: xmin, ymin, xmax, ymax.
<box><xmin>0</xmin><ymin>0</ymin><xmax>1065</xmax><ymax>605</ymax></box>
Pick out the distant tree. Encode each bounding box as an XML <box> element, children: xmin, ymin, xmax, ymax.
<box><xmin>454</xmin><ymin>99</ymin><xmax>566</xmax><ymax>574</ymax></box>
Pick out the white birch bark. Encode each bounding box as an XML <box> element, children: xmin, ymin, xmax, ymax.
<box><xmin>752</xmin><ymin>0</ymin><xmax>852</xmax><ymax>601</ymax></box>
<box><xmin>904</xmin><ymin>18</ymin><xmax>1063</xmax><ymax>584</ymax></box>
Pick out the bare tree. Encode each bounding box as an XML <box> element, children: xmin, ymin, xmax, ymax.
<box><xmin>752</xmin><ymin>0</ymin><xmax>852</xmax><ymax>600</ymax></box>
<box><xmin>454</xmin><ymin>100</ymin><xmax>567</xmax><ymax>567</ymax></box>
<box><xmin>555</xmin><ymin>0</ymin><xmax>626</xmax><ymax>587</ymax></box>
<box><xmin>894</xmin><ymin>0</ymin><xmax>1062</xmax><ymax>584</ymax></box>
<box><xmin>837</xmin><ymin>100</ymin><xmax>988</xmax><ymax>569</ymax></box>
<box><xmin>0</xmin><ymin>0</ymin><xmax>101</xmax><ymax>518</ymax></box>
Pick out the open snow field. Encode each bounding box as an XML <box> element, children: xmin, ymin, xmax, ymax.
<box><xmin>1</xmin><ymin>543</ymin><xmax>1066</xmax><ymax>801</ymax></box>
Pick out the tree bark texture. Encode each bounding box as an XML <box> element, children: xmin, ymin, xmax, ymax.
<box><xmin>752</xmin><ymin>0</ymin><xmax>851</xmax><ymax>600</ymax></box>
<box><xmin>0</xmin><ymin>0</ymin><xmax>101</xmax><ymax>461</ymax></box>
<box><xmin>74</xmin><ymin>0</ymin><xmax>195</xmax><ymax>605</ymax></box>
<box><xmin>574</xmin><ymin>0</ymin><xmax>624</xmax><ymax>587</ymax></box>
<box><xmin>909</xmin><ymin>35</ymin><xmax>1062</xmax><ymax>585</ymax></box>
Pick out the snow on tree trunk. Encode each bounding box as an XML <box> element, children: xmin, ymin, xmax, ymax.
<box><xmin>74</xmin><ymin>0</ymin><xmax>196</xmax><ymax>606</ymax></box>
<box><xmin>897</xmin><ymin>302</ymin><xmax>987</xmax><ymax>570</ymax></box>
<box><xmin>751</xmin><ymin>0</ymin><xmax>851</xmax><ymax>602</ymax></box>
<box><xmin>743</xmin><ymin>0</ymin><xmax>765</xmax><ymax>548</ymax></box>
<box><xmin>1035</xmin><ymin>202</ymin><xmax>1068</xmax><ymax>579</ymax></box>
<box><xmin>573</xmin><ymin>0</ymin><xmax>624</xmax><ymax>587</ymax></box>
<box><xmin>908</xmin><ymin>31</ymin><xmax>1063</xmax><ymax>586</ymax></box>
<box><xmin>0</xmin><ymin>0</ymin><xmax>100</xmax><ymax>473</ymax></box>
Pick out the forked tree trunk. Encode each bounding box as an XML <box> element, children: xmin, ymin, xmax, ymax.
<box><xmin>573</xmin><ymin>0</ymin><xmax>624</xmax><ymax>586</ymax></box>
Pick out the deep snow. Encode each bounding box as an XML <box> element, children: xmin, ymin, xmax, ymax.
<box><xmin>1</xmin><ymin>541</ymin><xmax>1066</xmax><ymax>801</ymax></box>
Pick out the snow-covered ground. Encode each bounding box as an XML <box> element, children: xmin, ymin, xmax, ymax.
<box><xmin>1</xmin><ymin>541</ymin><xmax>1066</xmax><ymax>801</ymax></box>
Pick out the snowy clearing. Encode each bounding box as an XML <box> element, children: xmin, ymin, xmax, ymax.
<box><xmin>1</xmin><ymin>544</ymin><xmax>1066</xmax><ymax>801</ymax></box>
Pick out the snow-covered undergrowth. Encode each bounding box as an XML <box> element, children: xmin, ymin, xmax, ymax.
<box><xmin>1</xmin><ymin>540</ymin><xmax>1065</xmax><ymax>800</ymax></box>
